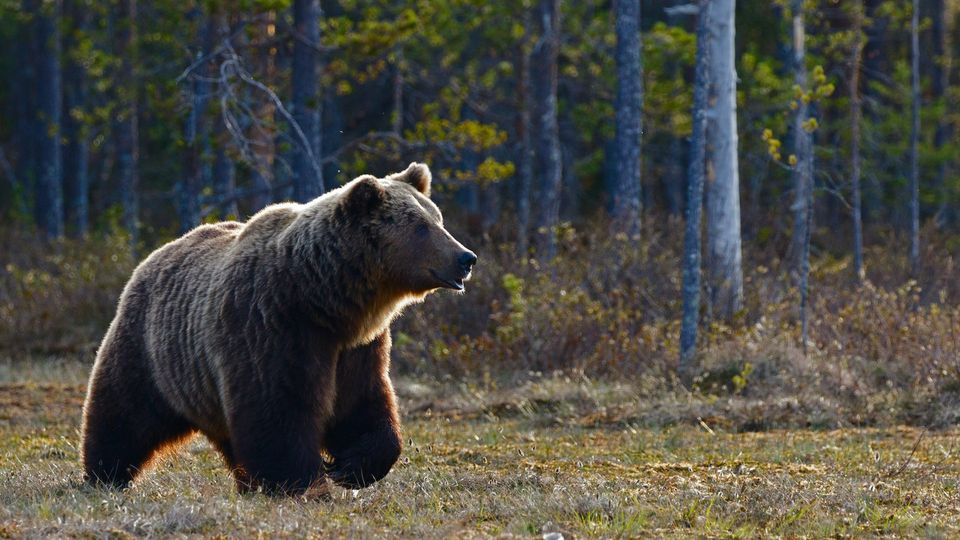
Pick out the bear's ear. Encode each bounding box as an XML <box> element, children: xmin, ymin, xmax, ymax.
<box><xmin>394</xmin><ymin>162</ymin><xmax>432</xmax><ymax>196</ymax></box>
<box><xmin>345</xmin><ymin>175</ymin><xmax>386</xmax><ymax>213</ymax></box>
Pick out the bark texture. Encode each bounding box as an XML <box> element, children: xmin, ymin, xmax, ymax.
<box><xmin>612</xmin><ymin>0</ymin><xmax>642</xmax><ymax>236</ymax></box>
<box><xmin>704</xmin><ymin>0</ymin><xmax>743</xmax><ymax>320</ymax></box>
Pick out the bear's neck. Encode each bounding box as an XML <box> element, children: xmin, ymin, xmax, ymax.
<box><xmin>276</xmin><ymin>211</ymin><xmax>403</xmax><ymax>346</ymax></box>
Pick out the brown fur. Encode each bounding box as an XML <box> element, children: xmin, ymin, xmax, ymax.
<box><xmin>81</xmin><ymin>163</ymin><xmax>475</xmax><ymax>495</ymax></box>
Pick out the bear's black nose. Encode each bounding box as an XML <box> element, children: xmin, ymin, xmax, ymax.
<box><xmin>458</xmin><ymin>251</ymin><xmax>478</xmax><ymax>273</ymax></box>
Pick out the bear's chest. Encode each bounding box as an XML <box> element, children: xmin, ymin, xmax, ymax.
<box><xmin>347</xmin><ymin>293</ymin><xmax>420</xmax><ymax>347</ymax></box>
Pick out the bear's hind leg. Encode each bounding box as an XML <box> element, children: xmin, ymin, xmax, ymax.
<box><xmin>82</xmin><ymin>348</ymin><xmax>194</xmax><ymax>488</ymax></box>
<box><xmin>229</xmin><ymin>412</ymin><xmax>326</xmax><ymax>496</ymax></box>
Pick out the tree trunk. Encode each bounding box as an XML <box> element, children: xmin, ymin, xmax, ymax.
<box><xmin>62</xmin><ymin>0</ymin><xmax>89</xmax><ymax>237</ymax></box>
<box><xmin>15</xmin><ymin>0</ymin><xmax>39</xmax><ymax>208</ymax></box>
<box><xmin>34</xmin><ymin>0</ymin><xmax>64</xmax><ymax>238</ymax></box>
<box><xmin>931</xmin><ymin>0</ymin><xmax>954</xmax><ymax>227</ymax></box>
<box><xmin>0</xmin><ymin>146</ymin><xmax>23</xmax><ymax>217</ymax></box>
<box><xmin>850</xmin><ymin>0</ymin><xmax>865</xmax><ymax>281</ymax></box>
<box><xmin>532</xmin><ymin>0</ymin><xmax>562</xmax><ymax>260</ymax></box>
<box><xmin>180</xmin><ymin>6</ymin><xmax>212</xmax><ymax>234</ymax></box>
<box><xmin>789</xmin><ymin>0</ymin><xmax>811</xmax><ymax>275</ymax></box>
<box><xmin>800</xmin><ymin>108</ymin><xmax>816</xmax><ymax>354</ymax></box>
<box><xmin>664</xmin><ymin>136</ymin><xmax>685</xmax><ymax>217</ymax></box>
<box><xmin>209</xmin><ymin>9</ymin><xmax>237</xmax><ymax>219</ymax></box>
<box><xmin>612</xmin><ymin>0</ymin><xmax>642</xmax><ymax>236</ymax></box>
<box><xmin>516</xmin><ymin>19</ymin><xmax>534</xmax><ymax>259</ymax></box>
<box><xmin>704</xmin><ymin>0</ymin><xmax>743</xmax><ymax>320</ymax></box>
<box><xmin>909</xmin><ymin>0</ymin><xmax>921</xmax><ymax>272</ymax></box>
<box><xmin>789</xmin><ymin>0</ymin><xmax>815</xmax><ymax>351</ymax></box>
<box><xmin>679</xmin><ymin>0</ymin><xmax>710</xmax><ymax>375</ymax></box>
<box><xmin>392</xmin><ymin>47</ymin><xmax>403</xmax><ymax>135</ymax></box>
<box><xmin>322</xmin><ymin>91</ymin><xmax>342</xmax><ymax>185</ymax></box>
<box><xmin>213</xmin><ymin>143</ymin><xmax>237</xmax><ymax>219</ymax></box>
<box><xmin>115</xmin><ymin>0</ymin><xmax>139</xmax><ymax>245</ymax></box>
<box><xmin>291</xmin><ymin>0</ymin><xmax>323</xmax><ymax>201</ymax></box>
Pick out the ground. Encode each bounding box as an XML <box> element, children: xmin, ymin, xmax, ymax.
<box><xmin>1</xmin><ymin>359</ymin><xmax>959</xmax><ymax>538</ymax></box>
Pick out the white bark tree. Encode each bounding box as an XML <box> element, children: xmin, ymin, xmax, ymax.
<box><xmin>790</xmin><ymin>0</ymin><xmax>811</xmax><ymax>272</ymax></box>
<box><xmin>704</xmin><ymin>0</ymin><xmax>743</xmax><ymax>320</ymax></box>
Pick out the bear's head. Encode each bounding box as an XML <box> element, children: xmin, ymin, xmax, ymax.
<box><xmin>343</xmin><ymin>162</ymin><xmax>477</xmax><ymax>294</ymax></box>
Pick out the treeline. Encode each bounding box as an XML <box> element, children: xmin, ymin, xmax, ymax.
<box><xmin>1</xmin><ymin>0</ymin><xmax>959</xmax><ymax>362</ymax></box>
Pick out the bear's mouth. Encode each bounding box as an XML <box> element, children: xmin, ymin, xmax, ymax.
<box><xmin>429</xmin><ymin>269</ymin><xmax>465</xmax><ymax>291</ymax></box>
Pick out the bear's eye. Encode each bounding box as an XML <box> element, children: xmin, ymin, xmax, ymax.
<box><xmin>415</xmin><ymin>223</ymin><xmax>430</xmax><ymax>238</ymax></box>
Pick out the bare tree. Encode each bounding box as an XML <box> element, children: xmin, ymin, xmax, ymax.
<box><xmin>532</xmin><ymin>0</ymin><xmax>562</xmax><ymax>260</ymax></box>
<box><xmin>612</xmin><ymin>0</ymin><xmax>642</xmax><ymax>237</ymax></box>
<box><xmin>850</xmin><ymin>0</ymin><xmax>865</xmax><ymax>281</ymax></box>
<box><xmin>909</xmin><ymin>0</ymin><xmax>921</xmax><ymax>272</ymax></box>
<box><xmin>704</xmin><ymin>0</ymin><xmax>743</xmax><ymax>320</ymax></box>
<box><xmin>291</xmin><ymin>0</ymin><xmax>323</xmax><ymax>201</ymax></box>
<box><xmin>679</xmin><ymin>0</ymin><xmax>710</xmax><ymax>376</ymax></box>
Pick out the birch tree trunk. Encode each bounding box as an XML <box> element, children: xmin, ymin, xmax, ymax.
<box><xmin>612</xmin><ymin>0</ymin><xmax>642</xmax><ymax>237</ymax></box>
<box><xmin>704</xmin><ymin>0</ymin><xmax>743</xmax><ymax>320</ymax></box>
<box><xmin>532</xmin><ymin>0</ymin><xmax>562</xmax><ymax>260</ymax></box>
<box><xmin>679</xmin><ymin>0</ymin><xmax>710</xmax><ymax>375</ymax></box>
<box><xmin>909</xmin><ymin>0</ymin><xmax>921</xmax><ymax>272</ymax></box>
<box><xmin>789</xmin><ymin>0</ymin><xmax>811</xmax><ymax>274</ymax></box>
<box><xmin>291</xmin><ymin>0</ymin><xmax>323</xmax><ymax>201</ymax></box>
<box><xmin>35</xmin><ymin>0</ymin><xmax>64</xmax><ymax>238</ymax></box>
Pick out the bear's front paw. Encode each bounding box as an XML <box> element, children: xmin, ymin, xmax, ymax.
<box><xmin>324</xmin><ymin>447</ymin><xmax>398</xmax><ymax>489</ymax></box>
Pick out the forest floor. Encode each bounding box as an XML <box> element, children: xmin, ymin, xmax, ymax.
<box><xmin>1</xmin><ymin>359</ymin><xmax>959</xmax><ymax>539</ymax></box>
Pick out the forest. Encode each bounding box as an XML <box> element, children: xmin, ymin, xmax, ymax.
<box><xmin>1</xmin><ymin>0</ymin><xmax>960</xmax><ymax>537</ymax></box>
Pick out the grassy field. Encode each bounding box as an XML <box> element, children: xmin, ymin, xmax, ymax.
<box><xmin>0</xmin><ymin>359</ymin><xmax>959</xmax><ymax>538</ymax></box>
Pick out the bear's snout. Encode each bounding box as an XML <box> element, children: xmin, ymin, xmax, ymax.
<box><xmin>458</xmin><ymin>251</ymin><xmax>477</xmax><ymax>276</ymax></box>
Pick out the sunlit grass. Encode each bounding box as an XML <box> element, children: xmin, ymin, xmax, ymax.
<box><xmin>1</xmin><ymin>361</ymin><xmax>958</xmax><ymax>538</ymax></box>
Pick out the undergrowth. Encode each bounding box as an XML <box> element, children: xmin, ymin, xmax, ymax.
<box><xmin>1</xmin><ymin>216</ymin><xmax>958</xmax><ymax>429</ymax></box>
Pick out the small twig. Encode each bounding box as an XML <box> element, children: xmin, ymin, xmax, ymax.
<box><xmin>221</xmin><ymin>44</ymin><xmax>325</xmax><ymax>191</ymax></box>
<box><xmin>881</xmin><ymin>429</ymin><xmax>926</xmax><ymax>480</ymax></box>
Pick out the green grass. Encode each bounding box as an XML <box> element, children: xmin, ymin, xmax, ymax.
<box><xmin>1</xmin><ymin>359</ymin><xmax>959</xmax><ymax>538</ymax></box>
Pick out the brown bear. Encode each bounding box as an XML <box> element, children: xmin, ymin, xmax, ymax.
<box><xmin>80</xmin><ymin>163</ymin><xmax>476</xmax><ymax>495</ymax></box>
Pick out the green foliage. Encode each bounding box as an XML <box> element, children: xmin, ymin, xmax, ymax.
<box><xmin>643</xmin><ymin>22</ymin><xmax>695</xmax><ymax>138</ymax></box>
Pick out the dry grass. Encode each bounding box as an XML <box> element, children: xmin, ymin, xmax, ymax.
<box><xmin>1</xmin><ymin>359</ymin><xmax>959</xmax><ymax>539</ymax></box>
